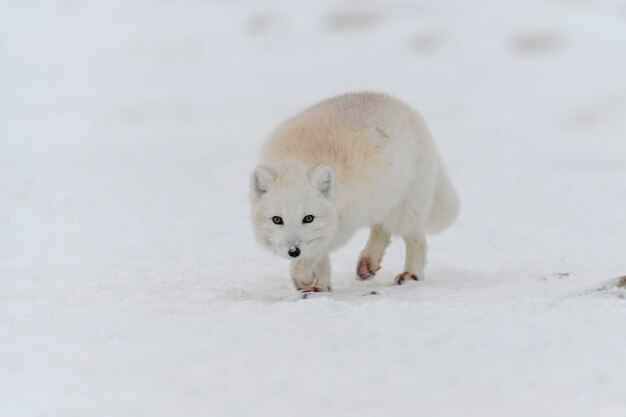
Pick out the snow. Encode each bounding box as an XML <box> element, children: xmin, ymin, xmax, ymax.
<box><xmin>1</xmin><ymin>0</ymin><xmax>626</xmax><ymax>416</ymax></box>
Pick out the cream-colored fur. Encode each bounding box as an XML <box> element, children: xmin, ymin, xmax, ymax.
<box><xmin>251</xmin><ymin>92</ymin><xmax>459</xmax><ymax>292</ymax></box>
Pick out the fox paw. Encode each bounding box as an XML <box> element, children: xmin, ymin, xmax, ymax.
<box><xmin>300</xmin><ymin>285</ymin><xmax>332</xmax><ymax>294</ymax></box>
<box><xmin>356</xmin><ymin>255</ymin><xmax>380</xmax><ymax>280</ymax></box>
<box><xmin>301</xmin><ymin>286</ymin><xmax>332</xmax><ymax>298</ymax></box>
<box><xmin>293</xmin><ymin>278</ymin><xmax>331</xmax><ymax>293</ymax></box>
<box><xmin>394</xmin><ymin>272</ymin><xmax>422</xmax><ymax>285</ymax></box>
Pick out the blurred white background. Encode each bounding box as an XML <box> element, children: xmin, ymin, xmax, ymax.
<box><xmin>1</xmin><ymin>1</ymin><xmax>626</xmax><ymax>416</ymax></box>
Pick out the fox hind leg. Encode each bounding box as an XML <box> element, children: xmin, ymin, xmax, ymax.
<box><xmin>395</xmin><ymin>233</ymin><xmax>427</xmax><ymax>285</ymax></box>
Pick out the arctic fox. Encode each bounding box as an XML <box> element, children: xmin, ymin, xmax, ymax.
<box><xmin>250</xmin><ymin>93</ymin><xmax>459</xmax><ymax>292</ymax></box>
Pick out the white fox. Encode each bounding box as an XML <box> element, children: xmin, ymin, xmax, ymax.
<box><xmin>250</xmin><ymin>93</ymin><xmax>459</xmax><ymax>292</ymax></box>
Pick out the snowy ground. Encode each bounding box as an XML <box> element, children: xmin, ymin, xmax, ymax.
<box><xmin>2</xmin><ymin>0</ymin><xmax>626</xmax><ymax>416</ymax></box>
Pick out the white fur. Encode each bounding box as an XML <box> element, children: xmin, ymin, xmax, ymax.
<box><xmin>251</xmin><ymin>92</ymin><xmax>460</xmax><ymax>292</ymax></box>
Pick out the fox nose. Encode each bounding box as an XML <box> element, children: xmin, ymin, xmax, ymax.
<box><xmin>288</xmin><ymin>247</ymin><xmax>301</xmax><ymax>258</ymax></box>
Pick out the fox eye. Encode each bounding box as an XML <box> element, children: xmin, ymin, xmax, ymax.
<box><xmin>272</xmin><ymin>216</ymin><xmax>283</xmax><ymax>225</ymax></box>
<box><xmin>302</xmin><ymin>215</ymin><xmax>315</xmax><ymax>224</ymax></box>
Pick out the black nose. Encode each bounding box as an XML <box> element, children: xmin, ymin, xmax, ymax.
<box><xmin>288</xmin><ymin>247</ymin><xmax>301</xmax><ymax>258</ymax></box>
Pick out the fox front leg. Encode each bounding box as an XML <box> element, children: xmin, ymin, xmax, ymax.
<box><xmin>290</xmin><ymin>256</ymin><xmax>331</xmax><ymax>293</ymax></box>
<box><xmin>356</xmin><ymin>224</ymin><xmax>391</xmax><ymax>280</ymax></box>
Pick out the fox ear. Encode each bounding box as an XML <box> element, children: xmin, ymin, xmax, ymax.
<box><xmin>310</xmin><ymin>165</ymin><xmax>334</xmax><ymax>197</ymax></box>
<box><xmin>251</xmin><ymin>166</ymin><xmax>275</xmax><ymax>198</ymax></box>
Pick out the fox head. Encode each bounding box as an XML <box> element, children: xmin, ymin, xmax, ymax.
<box><xmin>250</xmin><ymin>164</ymin><xmax>338</xmax><ymax>260</ymax></box>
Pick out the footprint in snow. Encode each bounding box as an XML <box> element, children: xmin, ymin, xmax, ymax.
<box><xmin>511</xmin><ymin>30</ymin><xmax>565</xmax><ymax>55</ymax></box>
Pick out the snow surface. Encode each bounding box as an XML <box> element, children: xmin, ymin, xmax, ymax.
<box><xmin>1</xmin><ymin>0</ymin><xmax>626</xmax><ymax>416</ymax></box>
